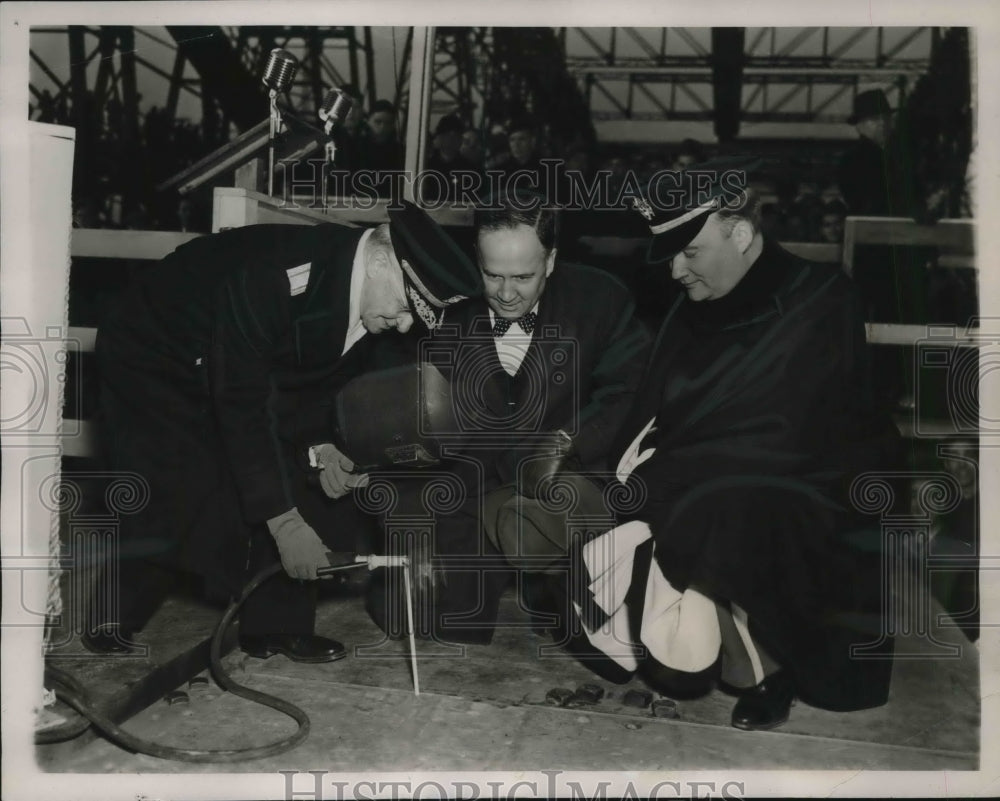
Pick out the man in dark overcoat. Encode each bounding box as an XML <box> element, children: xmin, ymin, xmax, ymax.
<box><xmin>571</xmin><ymin>160</ymin><xmax>900</xmax><ymax>729</ymax></box>
<box><xmin>365</xmin><ymin>190</ymin><xmax>650</xmax><ymax>644</ymax></box>
<box><xmin>86</xmin><ymin>203</ymin><xmax>481</xmax><ymax>662</ymax></box>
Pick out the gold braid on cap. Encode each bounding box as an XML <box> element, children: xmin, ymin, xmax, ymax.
<box><xmin>406</xmin><ymin>283</ymin><xmax>442</xmax><ymax>330</ymax></box>
<box><xmin>648</xmin><ymin>198</ymin><xmax>719</xmax><ymax>234</ymax></box>
<box><xmin>400</xmin><ymin>259</ymin><xmax>468</xmax><ymax>309</ymax></box>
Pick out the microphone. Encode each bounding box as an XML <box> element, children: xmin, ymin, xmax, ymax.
<box><xmin>261</xmin><ymin>48</ymin><xmax>298</xmax><ymax>93</ymax></box>
<box><xmin>262</xmin><ymin>48</ymin><xmax>298</xmax><ymax>197</ymax></box>
<box><xmin>319</xmin><ymin>88</ymin><xmax>354</xmax><ymax>136</ymax></box>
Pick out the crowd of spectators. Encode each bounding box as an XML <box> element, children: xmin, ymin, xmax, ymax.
<box><xmin>34</xmin><ymin>85</ymin><xmax>965</xmax><ymax>251</ymax></box>
<box><xmin>424</xmin><ymin>117</ymin><xmax>868</xmax><ymax>247</ymax></box>
<box><xmin>33</xmin><ymin>88</ymin><xmax>228</xmax><ymax>232</ymax></box>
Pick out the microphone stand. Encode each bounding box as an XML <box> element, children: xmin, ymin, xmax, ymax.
<box><xmin>267</xmin><ymin>88</ymin><xmax>282</xmax><ymax>197</ymax></box>
<box><xmin>321</xmin><ymin>131</ymin><xmax>338</xmax><ymax>209</ymax></box>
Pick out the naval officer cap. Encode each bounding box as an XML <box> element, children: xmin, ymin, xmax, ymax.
<box><xmin>629</xmin><ymin>155</ymin><xmax>761</xmax><ymax>264</ymax></box>
<box><xmin>387</xmin><ymin>200</ymin><xmax>482</xmax><ymax>330</ymax></box>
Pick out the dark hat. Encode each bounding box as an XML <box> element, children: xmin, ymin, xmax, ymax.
<box><xmin>387</xmin><ymin>201</ymin><xmax>482</xmax><ymax>329</ymax></box>
<box><xmin>848</xmin><ymin>89</ymin><xmax>893</xmax><ymax>124</ymax></box>
<box><xmin>628</xmin><ymin>155</ymin><xmax>760</xmax><ymax>264</ymax></box>
<box><xmin>434</xmin><ymin>113</ymin><xmax>464</xmax><ymax>136</ymax></box>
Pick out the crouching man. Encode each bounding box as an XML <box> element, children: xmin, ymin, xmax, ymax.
<box><xmin>569</xmin><ymin>159</ymin><xmax>900</xmax><ymax>730</ymax></box>
<box><xmin>365</xmin><ymin>189</ymin><xmax>650</xmax><ymax>645</ymax></box>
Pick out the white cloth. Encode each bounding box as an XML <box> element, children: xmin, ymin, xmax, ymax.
<box><xmin>286</xmin><ymin>263</ymin><xmax>311</xmax><ymax>296</ymax></box>
<box><xmin>341</xmin><ymin>227</ymin><xmax>373</xmax><ymax>356</ymax></box>
<box><xmin>615</xmin><ymin>416</ymin><xmax>657</xmax><ymax>483</ymax></box>
<box><xmin>488</xmin><ymin>303</ymin><xmax>538</xmax><ymax>377</ymax></box>
<box><xmin>573</xmin><ymin>420</ymin><xmax>722</xmax><ymax>673</ymax></box>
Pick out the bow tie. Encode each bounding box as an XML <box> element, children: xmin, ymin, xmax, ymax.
<box><xmin>493</xmin><ymin>311</ymin><xmax>537</xmax><ymax>337</ymax></box>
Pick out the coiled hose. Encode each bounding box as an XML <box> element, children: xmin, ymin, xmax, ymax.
<box><xmin>37</xmin><ymin>560</ymin><xmax>363</xmax><ymax>762</ymax></box>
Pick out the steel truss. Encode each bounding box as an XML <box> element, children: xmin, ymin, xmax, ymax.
<box><xmin>560</xmin><ymin>27</ymin><xmax>934</xmax><ymax>124</ymax></box>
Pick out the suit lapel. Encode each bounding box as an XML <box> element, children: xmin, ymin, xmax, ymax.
<box><xmin>291</xmin><ymin>225</ymin><xmax>364</xmax><ymax>368</ymax></box>
<box><xmin>513</xmin><ymin>281</ymin><xmax>560</xmax><ymax>412</ymax></box>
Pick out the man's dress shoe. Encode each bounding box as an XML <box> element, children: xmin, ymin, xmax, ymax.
<box><xmin>239</xmin><ymin>634</ymin><xmax>347</xmax><ymax>663</ymax></box>
<box><xmin>81</xmin><ymin>626</ymin><xmax>138</xmax><ymax>655</ymax></box>
<box><xmin>731</xmin><ymin>670</ymin><xmax>795</xmax><ymax>731</ymax></box>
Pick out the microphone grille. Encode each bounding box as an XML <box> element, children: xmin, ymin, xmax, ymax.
<box><xmin>262</xmin><ymin>48</ymin><xmax>298</xmax><ymax>92</ymax></box>
<box><xmin>320</xmin><ymin>88</ymin><xmax>354</xmax><ymax>124</ymax></box>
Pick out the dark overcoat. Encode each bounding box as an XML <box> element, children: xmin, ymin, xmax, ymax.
<box><xmin>610</xmin><ymin>238</ymin><xmax>901</xmax><ymax>711</ymax></box>
<box><xmin>96</xmin><ymin>223</ymin><xmax>385</xmax><ymax>590</ymax></box>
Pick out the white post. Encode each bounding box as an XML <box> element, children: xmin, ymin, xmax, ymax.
<box><xmin>1</xmin><ymin>121</ymin><xmax>76</xmax><ymax>731</ymax></box>
<box><xmin>403</xmin><ymin>27</ymin><xmax>436</xmax><ymax>204</ymax></box>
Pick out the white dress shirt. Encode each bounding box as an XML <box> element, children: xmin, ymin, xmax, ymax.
<box><xmin>341</xmin><ymin>227</ymin><xmax>374</xmax><ymax>355</ymax></box>
<box><xmin>488</xmin><ymin>302</ymin><xmax>538</xmax><ymax>376</ymax></box>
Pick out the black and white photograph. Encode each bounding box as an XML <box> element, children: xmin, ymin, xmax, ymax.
<box><xmin>1</xmin><ymin>1</ymin><xmax>997</xmax><ymax>798</ymax></box>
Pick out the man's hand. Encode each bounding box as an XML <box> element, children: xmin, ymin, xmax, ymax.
<box><xmin>519</xmin><ymin>430</ymin><xmax>577</xmax><ymax>500</ymax></box>
<box><xmin>266</xmin><ymin>507</ymin><xmax>332</xmax><ymax>580</ymax></box>
<box><xmin>315</xmin><ymin>443</ymin><xmax>370</xmax><ymax>499</ymax></box>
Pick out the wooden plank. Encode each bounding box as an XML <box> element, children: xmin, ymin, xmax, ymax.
<box><xmin>779</xmin><ymin>241</ymin><xmax>841</xmax><ymax>264</ymax></box>
<box><xmin>866</xmin><ymin>323</ymin><xmax>981</xmax><ymax>347</ymax></box>
<box><xmin>846</xmin><ymin>217</ymin><xmax>975</xmax><ymax>254</ymax></box>
<box><xmin>71</xmin><ymin>229</ymin><xmax>201</xmax><ymax>260</ymax></box>
<box><xmin>313</xmin><ymin>197</ymin><xmax>473</xmax><ymax>227</ymax></box>
<box><xmin>937</xmin><ymin>254</ymin><xmax>976</xmax><ymax>269</ymax></box>
<box><xmin>212</xmin><ymin>187</ymin><xmax>355</xmax><ymax>231</ymax></box>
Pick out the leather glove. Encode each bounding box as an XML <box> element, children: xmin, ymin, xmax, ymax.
<box><xmin>266</xmin><ymin>507</ymin><xmax>331</xmax><ymax>580</ymax></box>
<box><xmin>315</xmin><ymin>442</ymin><xmax>369</xmax><ymax>499</ymax></box>
<box><xmin>519</xmin><ymin>430</ymin><xmax>577</xmax><ymax>500</ymax></box>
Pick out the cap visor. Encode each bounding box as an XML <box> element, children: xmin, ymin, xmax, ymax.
<box><xmin>645</xmin><ymin>213</ymin><xmax>711</xmax><ymax>264</ymax></box>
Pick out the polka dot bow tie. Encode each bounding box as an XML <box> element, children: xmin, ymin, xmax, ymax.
<box><xmin>493</xmin><ymin>311</ymin><xmax>537</xmax><ymax>337</ymax></box>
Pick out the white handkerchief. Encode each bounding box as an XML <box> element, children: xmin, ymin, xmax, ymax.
<box><xmin>286</xmin><ymin>262</ymin><xmax>311</xmax><ymax>296</ymax></box>
<box><xmin>616</xmin><ymin>416</ymin><xmax>657</xmax><ymax>483</ymax></box>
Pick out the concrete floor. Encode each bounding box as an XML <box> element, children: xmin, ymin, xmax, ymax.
<box><xmin>36</xmin><ymin>569</ymin><xmax>980</xmax><ymax>775</ymax></box>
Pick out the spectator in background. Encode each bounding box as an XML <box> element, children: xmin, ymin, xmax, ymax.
<box><xmin>460</xmin><ymin>127</ymin><xmax>485</xmax><ymax>170</ymax></box>
<box><xmin>837</xmin><ymin>88</ymin><xmax>927</xmax><ymax>413</ymax></box>
<box><xmin>780</xmin><ymin>202</ymin><xmax>809</xmax><ymax>242</ymax></box>
<box><xmin>354</xmin><ymin>98</ymin><xmax>404</xmax><ymax>197</ymax></box>
<box><xmin>672</xmin><ymin>139</ymin><xmax>706</xmax><ymax>171</ymax></box>
<box><xmin>502</xmin><ymin>115</ymin><xmax>544</xmax><ymax>190</ymax></box>
<box><xmin>819</xmin><ymin>200</ymin><xmax>847</xmax><ymax>245</ymax></box>
<box><xmin>484</xmin><ymin>124</ymin><xmax>512</xmax><ymax>171</ymax></box>
<box><xmin>837</xmin><ymin>89</ymin><xmax>916</xmax><ymax>217</ymax></box>
<box><xmin>563</xmin><ymin>141</ymin><xmax>594</xmax><ymax>181</ymax></box>
<box><xmin>424</xmin><ymin>113</ymin><xmax>479</xmax><ymax>203</ymax></box>
<box><xmin>358</xmin><ymin>99</ymin><xmax>404</xmax><ymax>174</ymax></box>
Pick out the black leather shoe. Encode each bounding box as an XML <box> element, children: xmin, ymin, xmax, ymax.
<box><xmin>239</xmin><ymin>634</ymin><xmax>347</xmax><ymax>663</ymax></box>
<box><xmin>81</xmin><ymin>626</ymin><xmax>138</xmax><ymax>655</ymax></box>
<box><xmin>731</xmin><ymin>670</ymin><xmax>795</xmax><ymax>731</ymax></box>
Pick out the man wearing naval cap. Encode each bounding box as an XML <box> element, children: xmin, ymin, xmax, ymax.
<box><xmin>569</xmin><ymin>158</ymin><xmax>900</xmax><ymax>730</ymax></box>
<box><xmin>85</xmin><ymin>202</ymin><xmax>480</xmax><ymax>663</ymax></box>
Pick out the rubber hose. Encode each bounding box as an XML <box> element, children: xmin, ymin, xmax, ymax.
<box><xmin>37</xmin><ymin>561</ymin><xmax>360</xmax><ymax>762</ymax></box>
